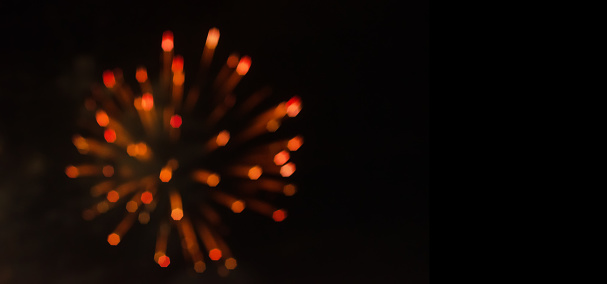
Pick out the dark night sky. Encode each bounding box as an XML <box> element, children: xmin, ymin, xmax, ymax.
<box><xmin>0</xmin><ymin>0</ymin><xmax>428</xmax><ymax>283</ymax></box>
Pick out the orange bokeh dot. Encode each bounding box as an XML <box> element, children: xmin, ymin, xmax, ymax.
<box><xmin>283</xmin><ymin>184</ymin><xmax>297</xmax><ymax>196</ymax></box>
<box><xmin>173</xmin><ymin>72</ymin><xmax>185</xmax><ymax>86</ymax></box>
<box><xmin>194</xmin><ymin>261</ymin><xmax>206</xmax><ymax>273</ymax></box>
<box><xmin>216</xmin><ymin>130</ymin><xmax>230</xmax><ymax>146</ymax></box>
<box><xmin>96</xmin><ymin>110</ymin><xmax>110</xmax><ymax>127</ymax></box>
<box><xmin>138</xmin><ymin>212</ymin><xmax>150</xmax><ymax>224</ymax></box>
<box><xmin>231</xmin><ymin>200</ymin><xmax>245</xmax><ymax>213</ymax></box>
<box><xmin>274</xmin><ymin>150</ymin><xmax>290</xmax><ymax>166</ymax></box>
<box><xmin>272</xmin><ymin>209</ymin><xmax>287</xmax><ymax>222</ymax></box>
<box><xmin>107</xmin><ymin>233</ymin><xmax>120</xmax><ymax>246</ymax></box>
<box><xmin>126</xmin><ymin>201</ymin><xmax>138</xmax><ymax>212</ymax></box>
<box><xmin>209</xmin><ymin>248</ymin><xmax>222</xmax><ymax>261</ymax></box>
<box><xmin>127</xmin><ymin>144</ymin><xmax>138</xmax><ymax>156</ymax></box>
<box><xmin>236</xmin><ymin>56</ymin><xmax>251</xmax><ymax>75</ymax></box>
<box><xmin>141</xmin><ymin>93</ymin><xmax>154</xmax><ymax>111</ymax></box>
<box><xmin>107</xmin><ymin>190</ymin><xmax>119</xmax><ymax>203</ymax></box>
<box><xmin>103</xmin><ymin>70</ymin><xmax>115</xmax><ymax>88</ymax></box>
<box><xmin>172</xmin><ymin>56</ymin><xmax>184</xmax><ymax>72</ymax></box>
<box><xmin>104</xmin><ymin>129</ymin><xmax>116</xmax><ymax>143</ymax></box>
<box><xmin>171</xmin><ymin>208</ymin><xmax>183</xmax><ymax>221</ymax></box>
<box><xmin>227</xmin><ymin>54</ymin><xmax>239</xmax><ymax>68</ymax></box>
<box><xmin>141</xmin><ymin>191</ymin><xmax>153</xmax><ymax>204</ymax></box>
<box><xmin>136</xmin><ymin>67</ymin><xmax>147</xmax><ymax>82</ymax></box>
<box><xmin>159</xmin><ymin>167</ymin><xmax>172</xmax><ymax>182</ymax></box>
<box><xmin>286</xmin><ymin>96</ymin><xmax>302</xmax><ymax>117</ymax></box>
<box><xmin>248</xmin><ymin>166</ymin><xmax>262</xmax><ymax>180</ymax></box>
<box><xmin>207</xmin><ymin>174</ymin><xmax>220</xmax><ymax>187</ymax></box>
<box><xmin>102</xmin><ymin>165</ymin><xmax>114</xmax><ymax>177</ymax></box>
<box><xmin>136</xmin><ymin>143</ymin><xmax>148</xmax><ymax>156</ymax></box>
<box><xmin>225</xmin><ymin>258</ymin><xmax>237</xmax><ymax>270</ymax></box>
<box><xmin>161</xmin><ymin>31</ymin><xmax>173</xmax><ymax>52</ymax></box>
<box><xmin>280</xmin><ymin>162</ymin><xmax>296</xmax><ymax>177</ymax></box>
<box><xmin>65</xmin><ymin>166</ymin><xmax>79</xmax><ymax>178</ymax></box>
<box><xmin>206</xmin><ymin>28</ymin><xmax>220</xmax><ymax>49</ymax></box>
<box><xmin>287</xmin><ymin>136</ymin><xmax>303</xmax><ymax>151</ymax></box>
<box><xmin>158</xmin><ymin>255</ymin><xmax>171</xmax><ymax>267</ymax></box>
<box><xmin>266</xmin><ymin>120</ymin><xmax>280</xmax><ymax>132</ymax></box>
<box><xmin>170</xmin><ymin>115</ymin><xmax>182</xmax><ymax>128</ymax></box>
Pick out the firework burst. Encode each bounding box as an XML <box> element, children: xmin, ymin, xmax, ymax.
<box><xmin>66</xmin><ymin>28</ymin><xmax>302</xmax><ymax>274</ymax></box>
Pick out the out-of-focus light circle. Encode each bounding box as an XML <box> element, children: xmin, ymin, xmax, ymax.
<box><xmin>141</xmin><ymin>93</ymin><xmax>154</xmax><ymax>111</ymax></box>
<box><xmin>65</xmin><ymin>165</ymin><xmax>79</xmax><ymax>178</ymax></box>
<box><xmin>170</xmin><ymin>115</ymin><xmax>182</xmax><ymax>128</ymax></box>
<box><xmin>231</xmin><ymin>200</ymin><xmax>245</xmax><ymax>213</ymax></box>
<box><xmin>216</xmin><ymin>130</ymin><xmax>230</xmax><ymax>146</ymax></box>
<box><xmin>248</xmin><ymin>166</ymin><xmax>262</xmax><ymax>180</ymax></box>
<box><xmin>280</xmin><ymin>162</ymin><xmax>296</xmax><ymax>177</ymax></box>
<box><xmin>283</xmin><ymin>184</ymin><xmax>297</xmax><ymax>196</ymax></box>
<box><xmin>104</xmin><ymin>129</ymin><xmax>117</xmax><ymax>143</ymax></box>
<box><xmin>158</xmin><ymin>255</ymin><xmax>171</xmax><ymax>267</ymax></box>
<box><xmin>102</xmin><ymin>165</ymin><xmax>114</xmax><ymax>177</ymax></box>
<box><xmin>209</xmin><ymin>248</ymin><xmax>222</xmax><ymax>261</ymax></box>
<box><xmin>141</xmin><ymin>191</ymin><xmax>153</xmax><ymax>204</ymax></box>
<box><xmin>107</xmin><ymin>190</ymin><xmax>119</xmax><ymax>203</ymax></box>
<box><xmin>236</xmin><ymin>56</ymin><xmax>251</xmax><ymax>75</ymax></box>
<box><xmin>136</xmin><ymin>67</ymin><xmax>147</xmax><ymax>82</ymax></box>
<box><xmin>274</xmin><ymin>150</ymin><xmax>290</xmax><ymax>166</ymax></box>
<box><xmin>225</xmin><ymin>257</ymin><xmax>237</xmax><ymax>270</ymax></box>
<box><xmin>207</xmin><ymin>174</ymin><xmax>220</xmax><ymax>187</ymax></box>
<box><xmin>171</xmin><ymin>208</ymin><xmax>183</xmax><ymax>220</ymax></box>
<box><xmin>272</xmin><ymin>209</ymin><xmax>287</xmax><ymax>222</ymax></box>
<box><xmin>96</xmin><ymin>110</ymin><xmax>110</xmax><ymax>127</ymax></box>
<box><xmin>161</xmin><ymin>31</ymin><xmax>174</xmax><ymax>52</ymax></box>
<box><xmin>107</xmin><ymin>233</ymin><xmax>120</xmax><ymax>246</ymax></box>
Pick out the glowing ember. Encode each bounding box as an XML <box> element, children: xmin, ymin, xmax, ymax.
<box><xmin>272</xmin><ymin>209</ymin><xmax>287</xmax><ymax>222</ymax></box>
<box><xmin>236</xmin><ymin>56</ymin><xmax>251</xmax><ymax>75</ymax></box>
<box><xmin>162</xmin><ymin>31</ymin><xmax>174</xmax><ymax>52</ymax></box>
<box><xmin>102</xmin><ymin>70</ymin><xmax>115</xmax><ymax>88</ymax></box>
<box><xmin>141</xmin><ymin>93</ymin><xmax>154</xmax><ymax>111</ymax></box>
<box><xmin>104</xmin><ymin>129</ymin><xmax>116</xmax><ymax>143</ymax></box>
<box><xmin>209</xmin><ymin>248</ymin><xmax>222</xmax><ymax>261</ymax></box>
<box><xmin>170</xmin><ymin>115</ymin><xmax>182</xmax><ymax>128</ymax></box>
<box><xmin>158</xmin><ymin>255</ymin><xmax>171</xmax><ymax>267</ymax></box>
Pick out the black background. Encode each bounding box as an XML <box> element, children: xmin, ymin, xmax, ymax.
<box><xmin>0</xmin><ymin>0</ymin><xmax>428</xmax><ymax>283</ymax></box>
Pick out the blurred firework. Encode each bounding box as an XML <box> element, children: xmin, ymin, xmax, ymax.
<box><xmin>66</xmin><ymin>29</ymin><xmax>302</xmax><ymax>275</ymax></box>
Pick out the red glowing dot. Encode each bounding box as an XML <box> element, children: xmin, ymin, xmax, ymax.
<box><xmin>102</xmin><ymin>70</ymin><xmax>116</xmax><ymax>88</ymax></box>
<box><xmin>170</xmin><ymin>115</ymin><xmax>182</xmax><ymax>128</ymax></box>
<box><xmin>287</xmin><ymin>136</ymin><xmax>303</xmax><ymax>151</ymax></box>
<box><xmin>172</xmin><ymin>56</ymin><xmax>184</xmax><ymax>72</ymax></box>
<box><xmin>286</xmin><ymin>96</ymin><xmax>302</xmax><ymax>117</ymax></box>
<box><xmin>141</xmin><ymin>93</ymin><xmax>154</xmax><ymax>111</ymax></box>
<box><xmin>107</xmin><ymin>233</ymin><xmax>120</xmax><ymax>246</ymax></box>
<box><xmin>102</xmin><ymin>165</ymin><xmax>114</xmax><ymax>177</ymax></box>
<box><xmin>209</xmin><ymin>248</ymin><xmax>222</xmax><ymax>261</ymax></box>
<box><xmin>136</xmin><ymin>67</ymin><xmax>148</xmax><ymax>83</ymax></box>
<box><xmin>104</xmin><ymin>129</ymin><xmax>116</xmax><ymax>143</ymax></box>
<box><xmin>272</xmin><ymin>209</ymin><xmax>287</xmax><ymax>222</ymax></box>
<box><xmin>158</xmin><ymin>255</ymin><xmax>171</xmax><ymax>267</ymax></box>
<box><xmin>96</xmin><ymin>110</ymin><xmax>110</xmax><ymax>127</ymax></box>
<box><xmin>206</xmin><ymin>28</ymin><xmax>220</xmax><ymax>49</ymax></box>
<box><xmin>171</xmin><ymin>208</ymin><xmax>183</xmax><ymax>221</ymax></box>
<box><xmin>274</xmin><ymin>150</ymin><xmax>290</xmax><ymax>166</ymax></box>
<box><xmin>280</xmin><ymin>162</ymin><xmax>296</xmax><ymax>177</ymax></box>
<box><xmin>227</xmin><ymin>54</ymin><xmax>239</xmax><ymax>68</ymax></box>
<box><xmin>107</xmin><ymin>190</ymin><xmax>119</xmax><ymax>203</ymax></box>
<box><xmin>141</xmin><ymin>191</ymin><xmax>153</xmax><ymax>204</ymax></box>
<box><xmin>236</xmin><ymin>56</ymin><xmax>251</xmax><ymax>75</ymax></box>
<box><xmin>162</xmin><ymin>31</ymin><xmax>174</xmax><ymax>52</ymax></box>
